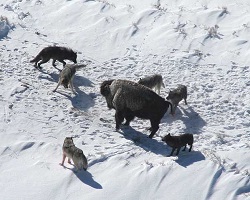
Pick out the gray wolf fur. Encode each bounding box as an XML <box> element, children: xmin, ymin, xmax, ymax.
<box><xmin>53</xmin><ymin>64</ymin><xmax>86</xmax><ymax>93</ymax></box>
<box><xmin>138</xmin><ymin>74</ymin><xmax>165</xmax><ymax>94</ymax></box>
<box><xmin>162</xmin><ymin>133</ymin><xmax>193</xmax><ymax>156</ymax></box>
<box><xmin>166</xmin><ymin>84</ymin><xmax>187</xmax><ymax>114</ymax></box>
<box><xmin>100</xmin><ymin>79</ymin><xmax>173</xmax><ymax>138</ymax></box>
<box><xmin>61</xmin><ymin>137</ymin><xmax>88</xmax><ymax>171</ymax></box>
<box><xmin>30</xmin><ymin>46</ymin><xmax>77</xmax><ymax>69</ymax></box>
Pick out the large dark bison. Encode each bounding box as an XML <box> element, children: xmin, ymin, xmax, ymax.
<box><xmin>100</xmin><ymin>79</ymin><xmax>173</xmax><ymax>138</ymax></box>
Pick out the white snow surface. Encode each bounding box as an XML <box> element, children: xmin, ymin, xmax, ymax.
<box><xmin>0</xmin><ymin>0</ymin><xmax>250</xmax><ymax>200</ymax></box>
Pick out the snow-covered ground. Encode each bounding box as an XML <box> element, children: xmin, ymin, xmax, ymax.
<box><xmin>0</xmin><ymin>0</ymin><xmax>249</xmax><ymax>199</ymax></box>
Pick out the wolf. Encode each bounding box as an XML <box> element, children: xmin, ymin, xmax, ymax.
<box><xmin>162</xmin><ymin>133</ymin><xmax>193</xmax><ymax>156</ymax></box>
<box><xmin>166</xmin><ymin>84</ymin><xmax>187</xmax><ymax>114</ymax></box>
<box><xmin>138</xmin><ymin>74</ymin><xmax>165</xmax><ymax>95</ymax></box>
<box><xmin>30</xmin><ymin>46</ymin><xmax>77</xmax><ymax>69</ymax></box>
<box><xmin>61</xmin><ymin>137</ymin><xmax>88</xmax><ymax>171</ymax></box>
<box><xmin>53</xmin><ymin>64</ymin><xmax>86</xmax><ymax>94</ymax></box>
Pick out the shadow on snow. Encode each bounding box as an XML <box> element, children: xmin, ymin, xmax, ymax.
<box><xmin>74</xmin><ymin>170</ymin><xmax>102</xmax><ymax>189</ymax></box>
<box><xmin>39</xmin><ymin>69</ymin><xmax>96</xmax><ymax>111</ymax></box>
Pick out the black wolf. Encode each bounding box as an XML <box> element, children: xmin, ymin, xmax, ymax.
<box><xmin>30</xmin><ymin>46</ymin><xmax>77</xmax><ymax>69</ymax></box>
<box><xmin>162</xmin><ymin>133</ymin><xmax>193</xmax><ymax>156</ymax></box>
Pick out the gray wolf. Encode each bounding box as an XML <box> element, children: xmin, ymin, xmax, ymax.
<box><xmin>30</xmin><ymin>46</ymin><xmax>77</xmax><ymax>69</ymax></box>
<box><xmin>162</xmin><ymin>133</ymin><xmax>193</xmax><ymax>156</ymax></box>
<box><xmin>138</xmin><ymin>74</ymin><xmax>165</xmax><ymax>94</ymax></box>
<box><xmin>53</xmin><ymin>64</ymin><xmax>86</xmax><ymax>94</ymax></box>
<box><xmin>166</xmin><ymin>84</ymin><xmax>187</xmax><ymax>114</ymax></box>
<box><xmin>61</xmin><ymin>137</ymin><xmax>88</xmax><ymax>171</ymax></box>
<box><xmin>100</xmin><ymin>79</ymin><xmax>173</xmax><ymax>138</ymax></box>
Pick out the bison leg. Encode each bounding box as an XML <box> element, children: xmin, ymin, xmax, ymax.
<box><xmin>115</xmin><ymin>110</ymin><xmax>124</xmax><ymax>130</ymax></box>
<box><xmin>148</xmin><ymin>119</ymin><xmax>160</xmax><ymax>138</ymax></box>
<box><xmin>189</xmin><ymin>144</ymin><xmax>193</xmax><ymax>152</ymax></box>
<box><xmin>124</xmin><ymin>110</ymin><xmax>135</xmax><ymax>126</ymax></box>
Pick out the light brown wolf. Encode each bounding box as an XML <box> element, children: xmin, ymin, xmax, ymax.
<box><xmin>53</xmin><ymin>64</ymin><xmax>86</xmax><ymax>94</ymax></box>
<box><xmin>138</xmin><ymin>74</ymin><xmax>165</xmax><ymax>95</ymax></box>
<box><xmin>61</xmin><ymin>137</ymin><xmax>88</xmax><ymax>171</ymax></box>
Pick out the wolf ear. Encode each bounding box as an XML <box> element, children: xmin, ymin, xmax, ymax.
<box><xmin>167</xmin><ymin>133</ymin><xmax>171</xmax><ymax>136</ymax></box>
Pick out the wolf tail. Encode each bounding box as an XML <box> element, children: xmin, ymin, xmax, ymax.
<box><xmin>30</xmin><ymin>53</ymin><xmax>41</xmax><ymax>63</ymax></box>
<box><xmin>72</xmin><ymin>64</ymin><xmax>87</xmax><ymax>70</ymax></box>
<box><xmin>162</xmin><ymin>82</ymin><xmax>165</xmax><ymax>88</ymax></box>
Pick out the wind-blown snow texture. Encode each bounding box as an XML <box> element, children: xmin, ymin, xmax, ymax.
<box><xmin>0</xmin><ymin>0</ymin><xmax>249</xmax><ymax>200</ymax></box>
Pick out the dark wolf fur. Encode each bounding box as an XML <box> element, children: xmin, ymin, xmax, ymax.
<box><xmin>53</xmin><ymin>64</ymin><xmax>86</xmax><ymax>93</ymax></box>
<box><xmin>138</xmin><ymin>74</ymin><xmax>165</xmax><ymax>94</ymax></box>
<box><xmin>162</xmin><ymin>133</ymin><xmax>193</xmax><ymax>156</ymax></box>
<box><xmin>166</xmin><ymin>84</ymin><xmax>187</xmax><ymax>114</ymax></box>
<box><xmin>100</xmin><ymin>79</ymin><xmax>173</xmax><ymax>138</ymax></box>
<box><xmin>30</xmin><ymin>46</ymin><xmax>77</xmax><ymax>69</ymax></box>
<box><xmin>61</xmin><ymin>137</ymin><xmax>88</xmax><ymax>171</ymax></box>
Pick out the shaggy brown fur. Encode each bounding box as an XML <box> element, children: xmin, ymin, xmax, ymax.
<box><xmin>101</xmin><ymin>79</ymin><xmax>173</xmax><ymax>138</ymax></box>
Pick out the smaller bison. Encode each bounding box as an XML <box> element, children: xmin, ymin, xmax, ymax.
<box><xmin>100</xmin><ymin>79</ymin><xmax>173</xmax><ymax>138</ymax></box>
<box><xmin>162</xmin><ymin>133</ymin><xmax>193</xmax><ymax>156</ymax></box>
<box><xmin>166</xmin><ymin>84</ymin><xmax>187</xmax><ymax>114</ymax></box>
<box><xmin>138</xmin><ymin>74</ymin><xmax>165</xmax><ymax>95</ymax></box>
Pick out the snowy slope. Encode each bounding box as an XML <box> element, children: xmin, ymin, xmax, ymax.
<box><xmin>0</xmin><ymin>0</ymin><xmax>249</xmax><ymax>200</ymax></box>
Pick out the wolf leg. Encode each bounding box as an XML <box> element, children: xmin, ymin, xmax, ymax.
<box><xmin>61</xmin><ymin>154</ymin><xmax>66</xmax><ymax>165</ymax></box>
<box><xmin>53</xmin><ymin>78</ymin><xmax>62</xmax><ymax>92</ymax></box>
<box><xmin>184</xmin><ymin>98</ymin><xmax>187</xmax><ymax>105</ymax></box>
<box><xmin>182</xmin><ymin>145</ymin><xmax>187</xmax><ymax>151</ymax></box>
<box><xmin>69</xmin><ymin>78</ymin><xmax>76</xmax><ymax>94</ymax></box>
<box><xmin>37</xmin><ymin>58</ymin><xmax>50</xmax><ymax>68</ymax></box>
<box><xmin>169</xmin><ymin>148</ymin><xmax>176</xmax><ymax>156</ymax></box>
<box><xmin>58</xmin><ymin>59</ymin><xmax>66</xmax><ymax>66</ymax></box>
<box><xmin>176</xmin><ymin>148</ymin><xmax>181</xmax><ymax>155</ymax></box>
<box><xmin>52</xmin><ymin>59</ymin><xmax>57</xmax><ymax>67</ymax></box>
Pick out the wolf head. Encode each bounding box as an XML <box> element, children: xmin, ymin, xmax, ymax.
<box><xmin>162</xmin><ymin>133</ymin><xmax>171</xmax><ymax>142</ymax></box>
<box><xmin>166</xmin><ymin>90</ymin><xmax>175</xmax><ymax>100</ymax></box>
<box><xmin>71</xmin><ymin>51</ymin><xmax>77</xmax><ymax>64</ymax></box>
<box><xmin>63</xmin><ymin>137</ymin><xmax>74</xmax><ymax>146</ymax></box>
